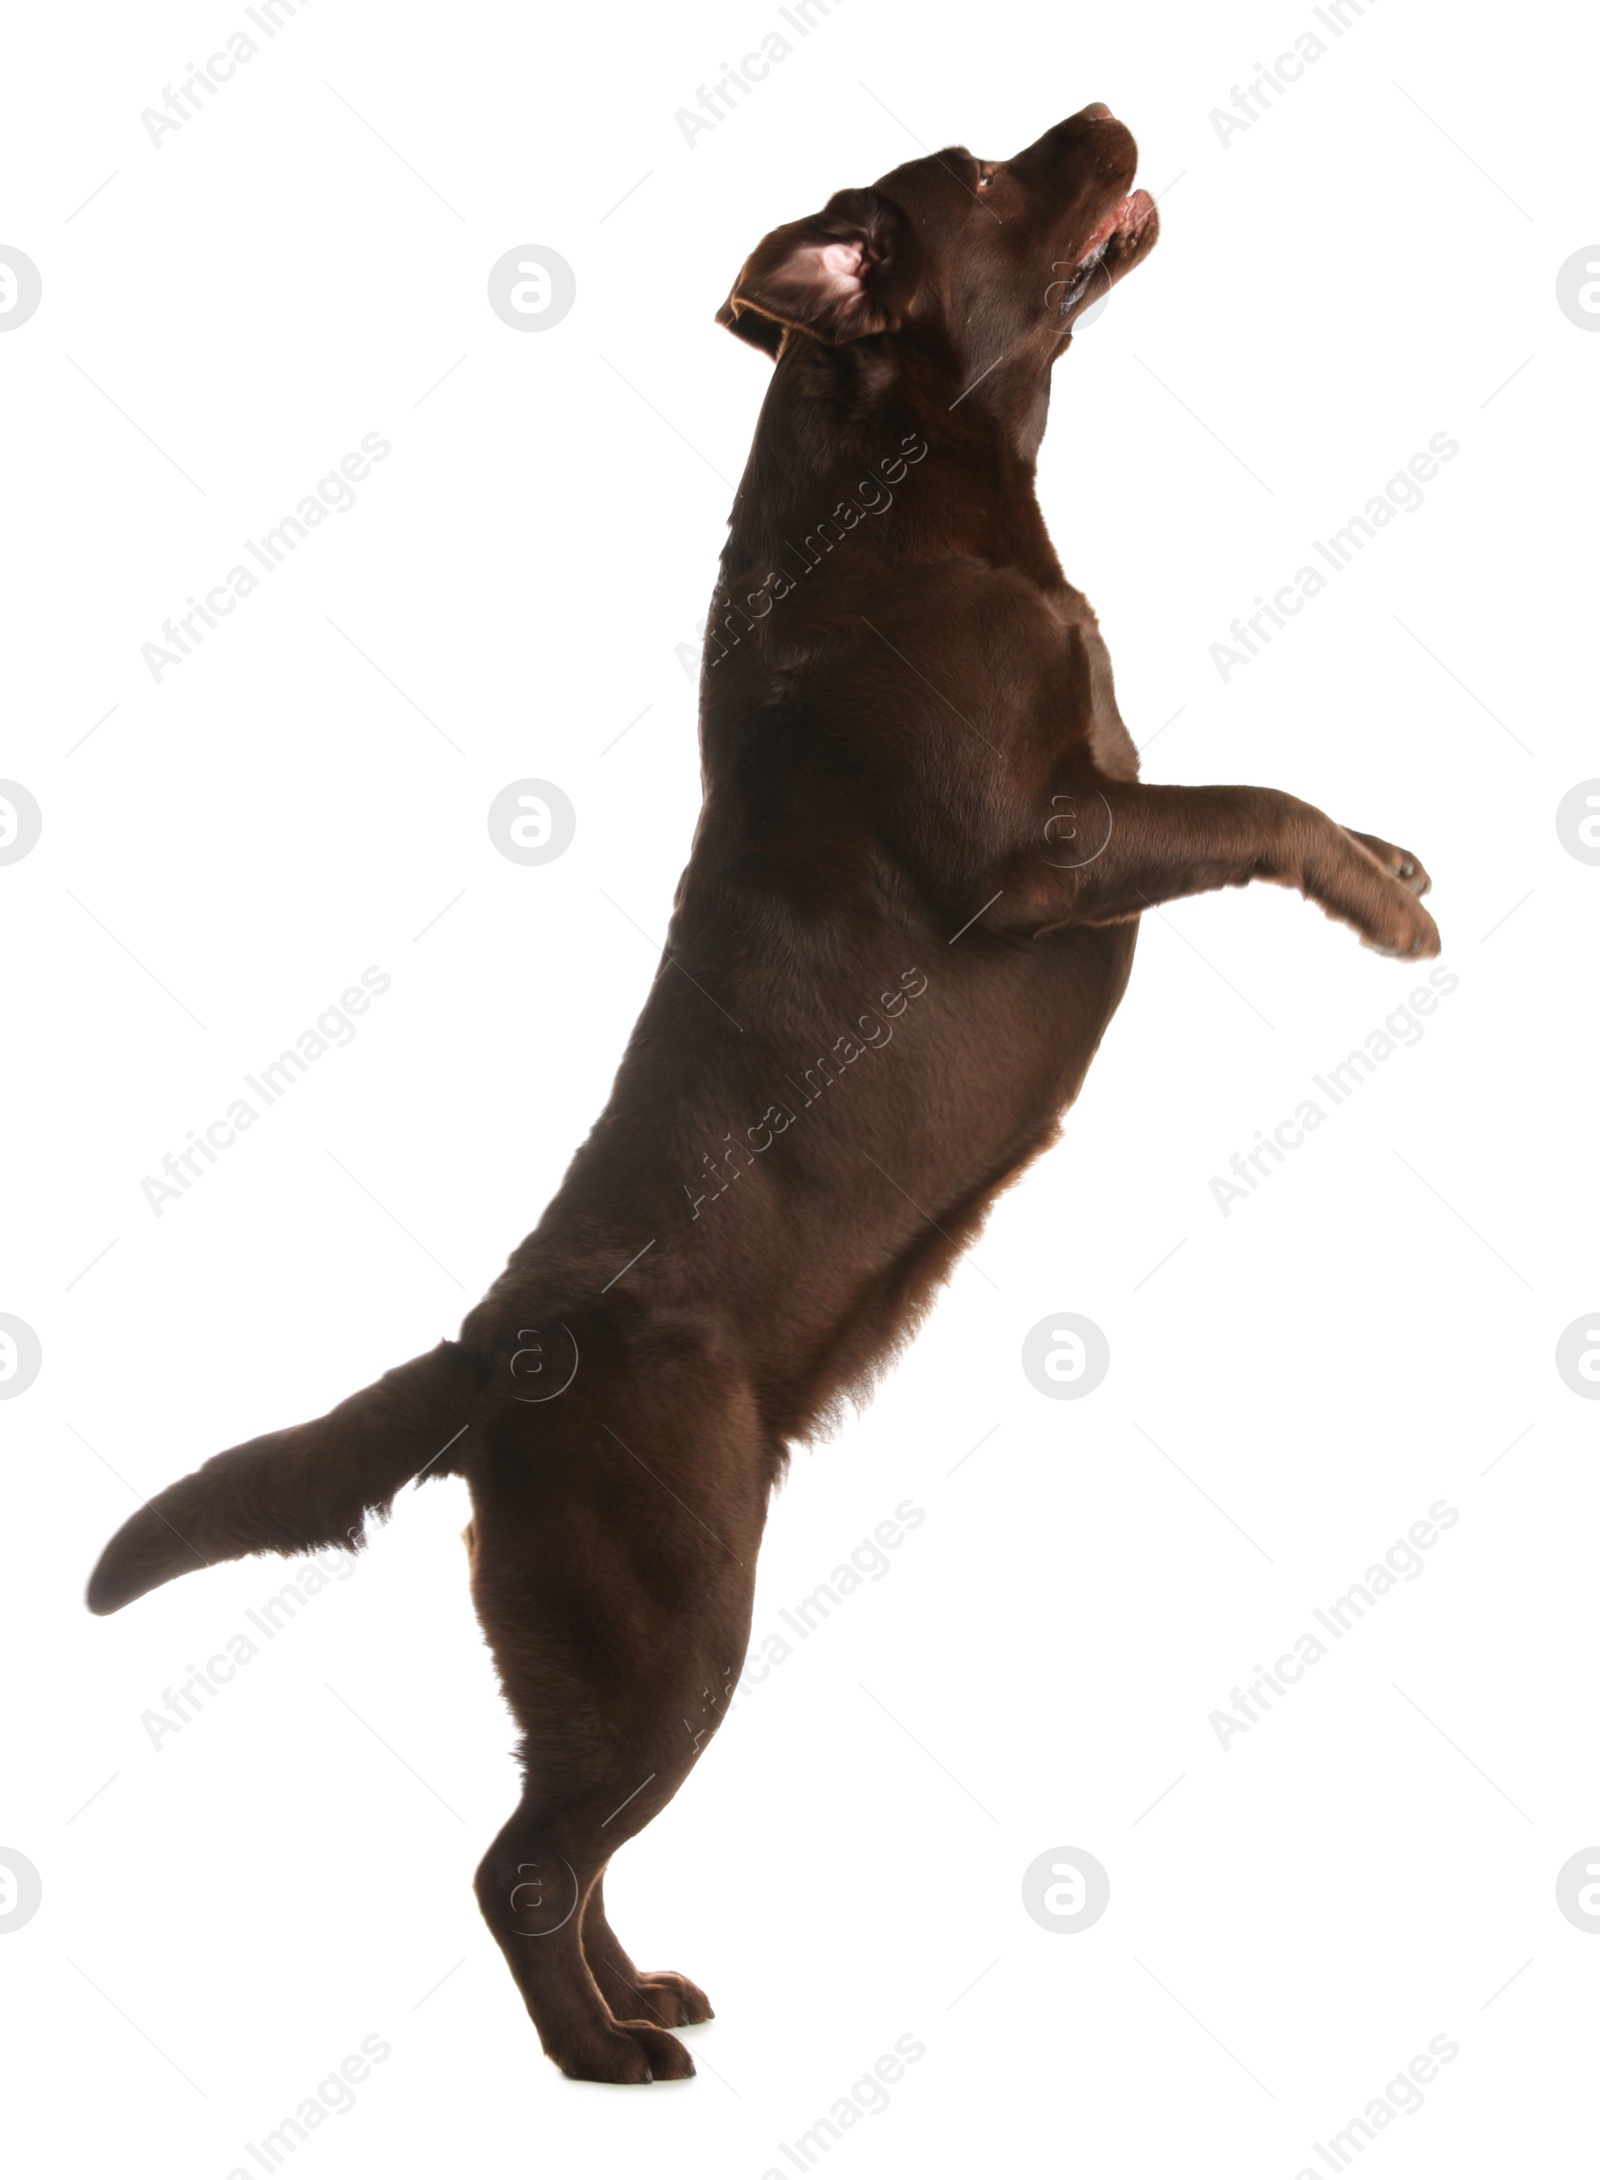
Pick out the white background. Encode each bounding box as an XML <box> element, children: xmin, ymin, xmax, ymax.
<box><xmin>2</xmin><ymin>1</ymin><xmax>1596</xmax><ymax>2173</ymax></box>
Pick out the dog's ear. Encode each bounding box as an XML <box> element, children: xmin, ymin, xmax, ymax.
<box><xmin>715</xmin><ymin>293</ymin><xmax>788</xmax><ymax>356</ymax></box>
<box><xmin>717</xmin><ymin>188</ymin><xmax>916</xmax><ymax>354</ymax></box>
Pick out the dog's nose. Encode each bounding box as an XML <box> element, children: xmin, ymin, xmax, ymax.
<box><xmin>1082</xmin><ymin>102</ymin><xmax>1114</xmax><ymax>121</ymax></box>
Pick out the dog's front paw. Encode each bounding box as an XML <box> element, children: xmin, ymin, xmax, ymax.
<box><xmin>1345</xmin><ymin>828</ymin><xmax>1432</xmax><ymax>897</ymax></box>
<box><xmin>1359</xmin><ymin>887</ymin><xmax>1441</xmax><ymax>960</ymax></box>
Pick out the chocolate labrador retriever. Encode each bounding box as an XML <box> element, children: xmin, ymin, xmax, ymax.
<box><xmin>88</xmin><ymin>105</ymin><xmax>1439</xmax><ymax>2081</ymax></box>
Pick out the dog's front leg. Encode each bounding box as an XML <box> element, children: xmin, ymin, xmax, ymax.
<box><xmin>986</xmin><ymin>781</ymin><xmax>1439</xmax><ymax>958</ymax></box>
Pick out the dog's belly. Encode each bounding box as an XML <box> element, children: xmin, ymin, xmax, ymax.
<box><xmin>755</xmin><ymin>919</ymin><xmax>1138</xmax><ymax>1420</ymax></box>
<box><xmin>808</xmin><ymin>916</ymin><xmax>1134</xmax><ymax>1259</ymax></box>
<box><xmin>510</xmin><ymin>914</ymin><xmax>1137</xmax><ymax>1433</ymax></box>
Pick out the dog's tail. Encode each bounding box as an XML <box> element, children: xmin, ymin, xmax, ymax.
<box><xmin>86</xmin><ymin>1342</ymin><xmax>481</xmax><ymax>1616</ymax></box>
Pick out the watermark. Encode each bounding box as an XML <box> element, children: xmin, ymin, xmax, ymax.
<box><xmin>224</xmin><ymin>2033</ymin><xmax>391</xmax><ymax>2178</ymax></box>
<box><xmin>506</xmin><ymin>1321</ymin><xmax>581</xmax><ymax>1402</ymax></box>
<box><xmin>1209</xmin><ymin>435</ymin><xmax>1459</xmax><ymax>682</ymax></box>
<box><xmin>682</xmin><ymin>968</ymin><xmax>930</xmax><ymax>1218</ymax></box>
<box><xmin>1021</xmin><ymin>1846</ymin><xmax>1110</xmax><ymax>1932</ymax></box>
<box><xmin>675</xmin><ymin>0</ymin><xmax>846</xmax><ymax>150</ymax></box>
<box><xmin>1043</xmin><ymin>787</ymin><xmax>1113</xmax><ymax>869</ymax></box>
<box><xmin>141</xmin><ymin>434</ymin><xmax>392</xmax><ymax>683</ymax></box>
<box><xmin>757</xmin><ymin>2032</ymin><xmax>924</xmax><ymax>2176</ymax></box>
<box><xmin>486</xmin><ymin>246</ymin><xmax>575</xmax><ymax>332</ymax></box>
<box><xmin>141</xmin><ymin>966</ymin><xmax>392</xmax><ymax>1215</ymax></box>
<box><xmin>1555</xmin><ymin>1848</ymin><xmax>1600</xmax><ymax>1930</ymax></box>
<box><xmin>1555</xmin><ymin>779</ymin><xmax>1600</xmax><ymax>863</ymax></box>
<box><xmin>0</xmin><ymin>1849</ymin><xmax>43</xmax><ymax>1933</ymax></box>
<box><xmin>1208</xmin><ymin>1499</ymin><xmax>1459</xmax><ymax>1752</ymax></box>
<box><xmin>1555</xmin><ymin>245</ymin><xmax>1600</xmax><ymax>331</ymax></box>
<box><xmin>0</xmin><ymin>246</ymin><xmax>42</xmax><ymax>332</ymax></box>
<box><xmin>140</xmin><ymin>0</ymin><xmax>312</xmax><ymax>151</ymax></box>
<box><xmin>506</xmin><ymin>1854</ymin><xmax>580</xmax><ymax>1937</ymax></box>
<box><xmin>0</xmin><ymin>1315</ymin><xmax>43</xmax><ymax>1399</ymax></box>
<box><xmin>1208</xmin><ymin>0</ymin><xmax>1380</xmax><ymax>150</ymax></box>
<box><xmin>730</xmin><ymin>1497</ymin><xmax>926</xmax><ymax>1713</ymax></box>
<box><xmin>1294</xmin><ymin>2034</ymin><xmax>1458</xmax><ymax>2177</ymax></box>
<box><xmin>141</xmin><ymin>1547</ymin><xmax>362</xmax><ymax>1751</ymax></box>
<box><xmin>1555</xmin><ymin>1315</ymin><xmax>1600</xmax><ymax>1399</ymax></box>
<box><xmin>486</xmin><ymin>780</ymin><xmax>576</xmax><ymax>864</ymax></box>
<box><xmin>707</xmin><ymin>434</ymin><xmax>929</xmax><ymax>668</ymax></box>
<box><xmin>1209</xmin><ymin>966</ymin><xmax>1459</xmax><ymax>1216</ymax></box>
<box><xmin>1021</xmin><ymin>1313</ymin><xmax>1110</xmax><ymax>1399</ymax></box>
<box><xmin>0</xmin><ymin>781</ymin><xmax>42</xmax><ymax>864</ymax></box>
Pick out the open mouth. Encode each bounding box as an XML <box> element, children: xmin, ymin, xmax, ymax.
<box><xmin>1089</xmin><ymin>188</ymin><xmax>1155</xmax><ymax>255</ymax></box>
<box><xmin>1055</xmin><ymin>188</ymin><xmax>1156</xmax><ymax>316</ymax></box>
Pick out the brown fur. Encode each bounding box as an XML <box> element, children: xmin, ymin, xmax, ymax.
<box><xmin>87</xmin><ymin>106</ymin><xmax>1438</xmax><ymax>2082</ymax></box>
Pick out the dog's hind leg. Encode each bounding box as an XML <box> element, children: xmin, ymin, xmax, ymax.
<box><xmin>465</xmin><ymin>1385</ymin><xmax>763</xmax><ymax>2081</ymax></box>
<box><xmin>475</xmin><ymin>1792</ymin><xmax>697</xmax><ymax>2083</ymax></box>
<box><xmin>471</xmin><ymin>1613</ymin><xmax>747</xmax><ymax>2079</ymax></box>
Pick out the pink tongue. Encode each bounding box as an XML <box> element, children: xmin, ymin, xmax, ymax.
<box><xmin>1079</xmin><ymin>211</ymin><xmax>1119</xmax><ymax>260</ymax></box>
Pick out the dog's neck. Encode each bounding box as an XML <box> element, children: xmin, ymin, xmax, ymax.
<box><xmin>719</xmin><ymin>334</ymin><xmax>1068</xmax><ymax>597</ymax></box>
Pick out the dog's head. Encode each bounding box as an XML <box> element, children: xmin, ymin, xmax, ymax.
<box><xmin>717</xmin><ymin>104</ymin><xmax>1158</xmax><ymax>396</ymax></box>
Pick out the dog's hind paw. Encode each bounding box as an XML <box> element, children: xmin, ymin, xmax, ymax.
<box><xmin>555</xmin><ymin>2020</ymin><xmax>696</xmax><ymax>2084</ymax></box>
<box><xmin>633</xmin><ymin>1970</ymin><xmax>714</xmax><ymax>2027</ymax></box>
<box><xmin>593</xmin><ymin>1956</ymin><xmax>714</xmax><ymax>2028</ymax></box>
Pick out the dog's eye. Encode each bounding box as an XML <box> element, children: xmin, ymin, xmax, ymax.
<box><xmin>976</xmin><ymin>171</ymin><xmax>993</xmax><ymax>189</ymax></box>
